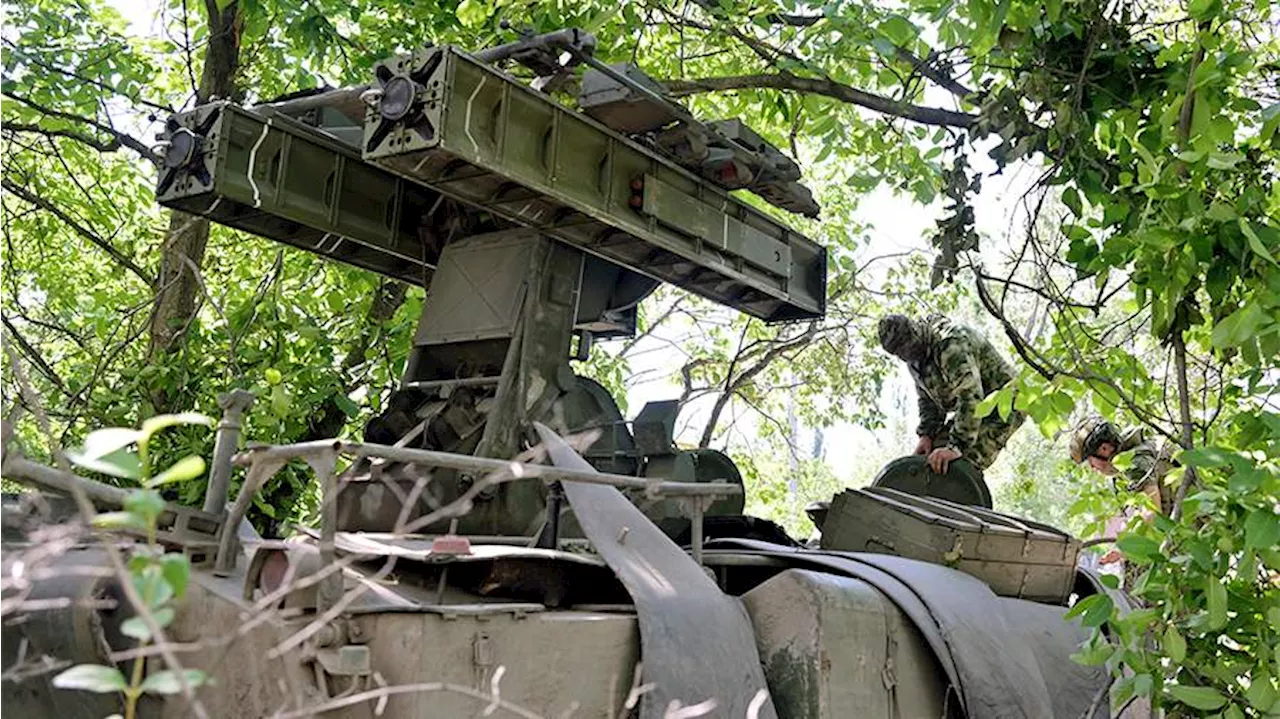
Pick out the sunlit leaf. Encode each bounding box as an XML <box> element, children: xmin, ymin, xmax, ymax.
<box><xmin>91</xmin><ymin>511</ymin><xmax>145</xmax><ymax>531</ymax></box>
<box><xmin>140</xmin><ymin>412</ymin><xmax>213</xmax><ymax>436</ymax></box>
<box><xmin>52</xmin><ymin>664</ymin><xmax>127</xmax><ymax>693</ymax></box>
<box><xmin>121</xmin><ymin>607</ymin><xmax>175</xmax><ymax>641</ymax></box>
<box><xmin>76</xmin><ymin>428</ymin><xmax>142</xmax><ymax>460</ymax></box>
<box><xmin>147</xmin><ymin>455</ymin><xmax>206</xmax><ymax>488</ymax></box>
<box><xmin>139</xmin><ymin>669</ymin><xmax>209</xmax><ymax>695</ymax></box>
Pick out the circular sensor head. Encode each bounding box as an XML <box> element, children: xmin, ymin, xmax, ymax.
<box><xmin>164</xmin><ymin>127</ymin><xmax>199</xmax><ymax>170</ymax></box>
<box><xmin>379</xmin><ymin>75</ymin><xmax>417</xmax><ymax>122</ymax></box>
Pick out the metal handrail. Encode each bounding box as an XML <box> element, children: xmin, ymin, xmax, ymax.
<box><xmin>231</xmin><ymin>439</ymin><xmax>741</xmax><ymax>498</ymax></box>
<box><xmin>216</xmin><ymin>437</ymin><xmax>739</xmax><ymax>578</ymax></box>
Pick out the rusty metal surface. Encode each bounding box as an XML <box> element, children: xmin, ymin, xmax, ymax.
<box><xmin>534</xmin><ymin>422</ymin><xmax>777</xmax><ymax>719</ymax></box>
<box><xmin>705</xmin><ymin>539</ymin><xmax>1111</xmax><ymax>719</ymax></box>
<box><xmin>705</xmin><ymin>540</ymin><xmax>964</xmax><ymax>708</ymax></box>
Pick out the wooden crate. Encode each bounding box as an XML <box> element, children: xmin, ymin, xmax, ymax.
<box><xmin>820</xmin><ymin>486</ymin><xmax>1080</xmax><ymax>604</ymax></box>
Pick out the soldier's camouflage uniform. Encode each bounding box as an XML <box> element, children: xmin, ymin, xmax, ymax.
<box><xmin>1112</xmin><ymin>428</ymin><xmax>1176</xmax><ymax>516</ymax></box>
<box><xmin>908</xmin><ymin>316</ymin><xmax>1024</xmax><ymax>469</ymax></box>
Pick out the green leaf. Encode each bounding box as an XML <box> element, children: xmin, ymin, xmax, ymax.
<box><xmin>270</xmin><ymin>384</ymin><xmax>291</xmax><ymax>418</ymax></box>
<box><xmin>77</xmin><ymin>428</ymin><xmax>142</xmax><ymax>460</ymax></box>
<box><xmin>1187</xmin><ymin>0</ymin><xmax>1215</xmax><ymax>18</ymax></box>
<box><xmin>1245</xmin><ymin>671</ymin><xmax>1278</xmax><ymax>711</ymax></box>
<box><xmin>124</xmin><ymin>489</ymin><xmax>165</xmax><ymax>526</ymax></box>
<box><xmin>140</xmin><ymin>412</ymin><xmax>213</xmax><ymax>437</ymax></box>
<box><xmin>1067</xmin><ymin>593</ymin><xmax>1114</xmax><ymax>628</ymax></box>
<box><xmin>160</xmin><ymin>553</ymin><xmax>191</xmax><ymax>599</ymax></box>
<box><xmin>878</xmin><ymin>16</ymin><xmax>916</xmax><ymax>46</ymax></box>
<box><xmin>996</xmin><ymin>388</ymin><xmax>1014</xmax><ymax>420</ymax></box>
<box><xmin>133</xmin><ymin>564</ymin><xmax>175</xmax><ymax>609</ymax></box>
<box><xmin>1179</xmin><ymin>446</ymin><xmax>1242</xmax><ymax>468</ymax></box>
<box><xmin>1168</xmin><ymin>685</ymin><xmax>1227</xmax><ymax>711</ymax></box>
<box><xmin>1117</xmin><ymin>534</ymin><xmax>1161</xmax><ymax>562</ymax></box>
<box><xmin>1062</xmin><ymin>187</ymin><xmax>1082</xmax><ymax>217</ymax></box>
<box><xmin>52</xmin><ymin>664</ymin><xmax>127</xmax><ymax>693</ymax></box>
<box><xmin>455</xmin><ymin>0</ymin><xmax>487</xmax><ymax>27</ymax></box>
<box><xmin>121</xmin><ymin>607</ymin><xmax>175</xmax><ymax>641</ymax></box>
<box><xmin>1206</xmin><ymin>152</ymin><xmax>1244</xmax><ymax>169</ymax></box>
<box><xmin>91</xmin><ymin>511</ymin><xmax>146</xmax><ymax>531</ymax></box>
<box><xmin>139</xmin><ymin>669</ymin><xmax>208</xmax><ymax>695</ymax></box>
<box><xmin>869</xmin><ymin>37</ymin><xmax>897</xmax><ymax>58</ymax></box>
<box><xmin>1244</xmin><ymin>510</ymin><xmax>1280</xmax><ymax>550</ymax></box>
<box><xmin>1163</xmin><ymin>625</ymin><xmax>1186</xmax><ymax>663</ymax></box>
<box><xmin>1205</xmin><ymin>202</ymin><xmax>1236</xmax><ymax>222</ymax></box>
<box><xmin>334</xmin><ymin>394</ymin><xmax>359</xmax><ymax>419</ymax></box>
<box><xmin>1238</xmin><ymin>219</ymin><xmax>1279</xmax><ymax>267</ymax></box>
<box><xmin>147</xmin><ymin>455</ymin><xmax>206</xmax><ymax>488</ymax></box>
<box><xmin>66</xmin><ymin>447</ymin><xmax>143</xmax><ymax>480</ymax></box>
<box><xmin>1206</xmin><ymin>576</ymin><xmax>1228</xmax><ymax>630</ymax></box>
<box><xmin>264</xmin><ymin>367</ymin><xmax>282</xmax><ymax>385</ymax></box>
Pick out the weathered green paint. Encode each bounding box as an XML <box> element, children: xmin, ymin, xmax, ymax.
<box><xmin>362</xmin><ymin>46</ymin><xmax>825</xmax><ymax>322</ymax></box>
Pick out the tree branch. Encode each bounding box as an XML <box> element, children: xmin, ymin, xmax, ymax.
<box><xmin>2</xmin><ymin>179</ymin><xmax>156</xmax><ymax>288</ymax></box>
<box><xmin>1</xmin><ymin>91</ymin><xmax>159</xmax><ymax>165</ymax></box>
<box><xmin>698</xmin><ymin>323</ymin><xmax>819</xmax><ymax>447</ymax></box>
<box><xmin>1</xmin><ymin>315</ymin><xmax>68</xmax><ymax>394</ymax></box>
<box><xmin>681</xmin><ymin>7</ymin><xmax>973</xmax><ymax>99</ymax></box>
<box><xmin>662</xmin><ymin>73</ymin><xmax>977</xmax><ymax>128</ymax></box>
<box><xmin>893</xmin><ymin>48</ymin><xmax>974</xmax><ymax>99</ymax></box>
<box><xmin>2</xmin><ymin>39</ymin><xmax>175</xmax><ymax>113</ymax></box>
<box><xmin>3</xmin><ymin>122</ymin><xmax>121</xmax><ymax>154</ymax></box>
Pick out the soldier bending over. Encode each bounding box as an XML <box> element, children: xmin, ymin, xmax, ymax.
<box><xmin>1068</xmin><ymin>416</ymin><xmax>1177</xmax><ymax>587</ymax></box>
<box><xmin>877</xmin><ymin>314</ymin><xmax>1025</xmax><ymax>473</ymax></box>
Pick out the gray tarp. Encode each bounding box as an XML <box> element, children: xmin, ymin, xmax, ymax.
<box><xmin>535</xmin><ymin>423</ymin><xmax>778</xmax><ymax>719</ymax></box>
<box><xmin>707</xmin><ymin>538</ymin><xmax>1110</xmax><ymax>719</ymax></box>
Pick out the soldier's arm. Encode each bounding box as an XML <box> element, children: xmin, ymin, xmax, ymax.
<box><xmin>940</xmin><ymin>343</ymin><xmax>985</xmax><ymax>456</ymax></box>
<box><xmin>915</xmin><ymin>379</ymin><xmax>946</xmax><ymax>438</ymax></box>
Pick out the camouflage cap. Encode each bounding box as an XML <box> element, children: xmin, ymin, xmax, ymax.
<box><xmin>877</xmin><ymin>314</ymin><xmax>917</xmax><ymax>355</ymax></box>
<box><xmin>1068</xmin><ymin>415</ymin><xmax>1121</xmax><ymax>463</ymax></box>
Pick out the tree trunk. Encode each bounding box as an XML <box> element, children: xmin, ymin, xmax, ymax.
<box><xmin>145</xmin><ymin>0</ymin><xmax>243</xmax><ymax>412</ymax></box>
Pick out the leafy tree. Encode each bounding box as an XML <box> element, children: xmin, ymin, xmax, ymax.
<box><xmin>3</xmin><ymin>0</ymin><xmax>1277</xmax><ymax>713</ymax></box>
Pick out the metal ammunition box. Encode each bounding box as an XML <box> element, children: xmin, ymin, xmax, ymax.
<box><xmin>820</xmin><ymin>487</ymin><xmax>1080</xmax><ymax>604</ymax></box>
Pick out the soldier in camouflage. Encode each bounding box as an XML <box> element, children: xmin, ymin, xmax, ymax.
<box><xmin>1069</xmin><ymin>416</ymin><xmax>1177</xmax><ymax>587</ymax></box>
<box><xmin>1068</xmin><ymin>416</ymin><xmax>1176</xmax><ymax>516</ymax></box>
<box><xmin>877</xmin><ymin>314</ymin><xmax>1024</xmax><ymax>473</ymax></box>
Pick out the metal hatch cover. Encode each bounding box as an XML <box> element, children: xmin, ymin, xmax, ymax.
<box><xmin>533</xmin><ymin>423</ymin><xmax>777</xmax><ymax>719</ymax></box>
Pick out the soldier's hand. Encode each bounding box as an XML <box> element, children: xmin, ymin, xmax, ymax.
<box><xmin>914</xmin><ymin>436</ymin><xmax>934</xmax><ymax>455</ymax></box>
<box><xmin>927</xmin><ymin>447</ymin><xmax>961</xmax><ymax>474</ymax></box>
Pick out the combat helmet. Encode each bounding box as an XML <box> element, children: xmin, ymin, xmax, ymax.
<box><xmin>1068</xmin><ymin>416</ymin><xmax>1121</xmax><ymax>463</ymax></box>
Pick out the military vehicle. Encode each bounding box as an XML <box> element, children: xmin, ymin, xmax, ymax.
<box><xmin>1</xmin><ymin>28</ymin><xmax>1133</xmax><ymax>719</ymax></box>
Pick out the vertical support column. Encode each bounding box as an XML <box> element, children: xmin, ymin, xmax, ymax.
<box><xmin>689</xmin><ymin>497</ymin><xmax>708</xmax><ymax>566</ymax></box>
<box><xmin>203</xmin><ymin>389</ymin><xmax>256</xmax><ymax>514</ymax></box>
<box><xmin>305</xmin><ymin>449</ymin><xmax>342</xmax><ymax>611</ymax></box>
